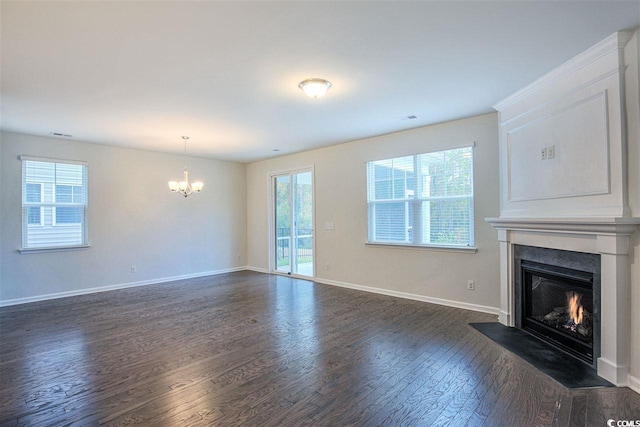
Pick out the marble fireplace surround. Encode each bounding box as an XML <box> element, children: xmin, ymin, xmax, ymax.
<box><xmin>485</xmin><ymin>217</ymin><xmax>640</xmax><ymax>385</ymax></box>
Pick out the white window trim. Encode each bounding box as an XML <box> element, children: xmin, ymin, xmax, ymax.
<box><xmin>20</xmin><ymin>244</ymin><xmax>90</xmax><ymax>254</ymax></box>
<box><xmin>20</xmin><ymin>155</ymin><xmax>88</xmax><ymax>166</ymax></box>
<box><xmin>365</xmin><ymin>241</ymin><xmax>477</xmax><ymax>253</ymax></box>
<box><xmin>21</xmin><ymin>156</ymin><xmax>89</xmax><ymax>252</ymax></box>
<box><xmin>365</xmin><ymin>141</ymin><xmax>476</xmax><ymax>164</ymax></box>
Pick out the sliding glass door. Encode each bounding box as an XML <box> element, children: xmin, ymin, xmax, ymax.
<box><xmin>272</xmin><ymin>169</ymin><xmax>314</xmax><ymax>277</ymax></box>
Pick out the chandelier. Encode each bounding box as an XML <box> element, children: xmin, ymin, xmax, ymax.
<box><xmin>168</xmin><ymin>136</ymin><xmax>203</xmax><ymax>197</ymax></box>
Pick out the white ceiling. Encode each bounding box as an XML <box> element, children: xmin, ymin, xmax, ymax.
<box><xmin>1</xmin><ymin>1</ymin><xmax>639</xmax><ymax>163</ymax></box>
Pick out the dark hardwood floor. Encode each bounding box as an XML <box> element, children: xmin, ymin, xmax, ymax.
<box><xmin>1</xmin><ymin>271</ymin><xmax>639</xmax><ymax>426</ymax></box>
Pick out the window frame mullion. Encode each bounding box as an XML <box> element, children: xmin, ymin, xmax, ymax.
<box><xmin>411</xmin><ymin>155</ymin><xmax>422</xmax><ymax>245</ymax></box>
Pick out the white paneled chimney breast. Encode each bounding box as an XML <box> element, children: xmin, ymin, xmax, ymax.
<box><xmin>487</xmin><ymin>31</ymin><xmax>640</xmax><ymax>389</ymax></box>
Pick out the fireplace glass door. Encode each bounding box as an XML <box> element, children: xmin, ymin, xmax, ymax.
<box><xmin>522</xmin><ymin>261</ymin><xmax>594</xmax><ymax>364</ymax></box>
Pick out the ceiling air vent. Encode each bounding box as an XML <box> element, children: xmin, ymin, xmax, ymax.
<box><xmin>50</xmin><ymin>132</ymin><xmax>73</xmax><ymax>138</ymax></box>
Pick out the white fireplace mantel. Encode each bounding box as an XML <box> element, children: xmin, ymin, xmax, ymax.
<box><xmin>485</xmin><ymin>217</ymin><xmax>640</xmax><ymax>236</ymax></box>
<box><xmin>486</xmin><ymin>216</ymin><xmax>640</xmax><ymax>385</ymax></box>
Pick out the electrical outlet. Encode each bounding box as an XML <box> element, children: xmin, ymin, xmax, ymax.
<box><xmin>236</xmin><ymin>254</ymin><xmax>240</xmax><ymax>261</ymax></box>
<box><xmin>541</xmin><ymin>147</ymin><xmax>547</xmax><ymax>160</ymax></box>
<box><xmin>467</xmin><ymin>280</ymin><xmax>475</xmax><ymax>291</ymax></box>
<box><xmin>131</xmin><ymin>265</ymin><xmax>137</xmax><ymax>273</ymax></box>
<box><xmin>547</xmin><ymin>145</ymin><xmax>555</xmax><ymax>159</ymax></box>
<box><xmin>326</xmin><ymin>263</ymin><xmax>331</xmax><ymax>270</ymax></box>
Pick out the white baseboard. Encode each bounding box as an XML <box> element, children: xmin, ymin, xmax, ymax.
<box><xmin>1</xmin><ymin>266</ymin><xmax>500</xmax><ymax>318</ymax></box>
<box><xmin>0</xmin><ymin>267</ymin><xmax>246</xmax><ymax>307</ymax></box>
<box><xmin>246</xmin><ymin>266</ymin><xmax>269</xmax><ymax>274</ymax></box>
<box><xmin>597</xmin><ymin>357</ymin><xmax>629</xmax><ymax>387</ymax></box>
<box><xmin>314</xmin><ymin>277</ymin><xmax>500</xmax><ymax>316</ymax></box>
<box><xmin>498</xmin><ymin>310</ymin><xmax>512</xmax><ymax>326</ymax></box>
<box><xmin>242</xmin><ymin>267</ymin><xmax>499</xmax><ymax>315</ymax></box>
<box><xmin>628</xmin><ymin>374</ymin><xmax>640</xmax><ymax>394</ymax></box>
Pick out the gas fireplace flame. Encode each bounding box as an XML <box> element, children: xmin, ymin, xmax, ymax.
<box><xmin>567</xmin><ymin>291</ymin><xmax>584</xmax><ymax>325</ymax></box>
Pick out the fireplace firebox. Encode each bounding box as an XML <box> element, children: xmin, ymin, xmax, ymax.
<box><xmin>514</xmin><ymin>245</ymin><xmax>601</xmax><ymax>367</ymax></box>
<box><xmin>521</xmin><ymin>261</ymin><xmax>594</xmax><ymax>363</ymax></box>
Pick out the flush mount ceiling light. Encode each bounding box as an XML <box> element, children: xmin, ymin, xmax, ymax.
<box><xmin>168</xmin><ymin>136</ymin><xmax>203</xmax><ymax>197</ymax></box>
<box><xmin>298</xmin><ymin>78</ymin><xmax>332</xmax><ymax>98</ymax></box>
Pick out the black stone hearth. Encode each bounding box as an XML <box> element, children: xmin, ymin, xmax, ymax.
<box><xmin>470</xmin><ymin>322</ymin><xmax>613</xmax><ymax>389</ymax></box>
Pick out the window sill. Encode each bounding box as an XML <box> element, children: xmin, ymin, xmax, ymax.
<box><xmin>20</xmin><ymin>245</ymin><xmax>90</xmax><ymax>254</ymax></box>
<box><xmin>366</xmin><ymin>242</ymin><xmax>477</xmax><ymax>253</ymax></box>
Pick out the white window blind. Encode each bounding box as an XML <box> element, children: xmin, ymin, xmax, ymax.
<box><xmin>22</xmin><ymin>157</ymin><xmax>88</xmax><ymax>250</ymax></box>
<box><xmin>26</xmin><ymin>183</ymin><xmax>43</xmax><ymax>226</ymax></box>
<box><xmin>366</xmin><ymin>146</ymin><xmax>474</xmax><ymax>248</ymax></box>
<box><xmin>54</xmin><ymin>184</ymin><xmax>84</xmax><ymax>225</ymax></box>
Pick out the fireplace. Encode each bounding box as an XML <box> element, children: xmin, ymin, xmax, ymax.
<box><xmin>486</xmin><ymin>217</ymin><xmax>639</xmax><ymax>386</ymax></box>
<box><xmin>514</xmin><ymin>245</ymin><xmax>601</xmax><ymax>367</ymax></box>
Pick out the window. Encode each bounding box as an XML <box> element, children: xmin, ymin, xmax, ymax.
<box><xmin>366</xmin><ymin>146</ymin><xmax>474</xmax><ymax>248</ymax></box>
<box><xmin>21</xmin><ymin>157</ymin><xmax>88</xmax><ymax>251</ymax></box>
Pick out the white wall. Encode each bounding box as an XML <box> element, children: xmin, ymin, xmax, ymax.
<box><xmin>0</xmin><ymin>131</ymin><xmax>247</xmax><ymax>304</ymax></box>
<box><xmin>247</xmin><ymin>113</ymin><xmax>500</xmax><ymax>312</ymax></box>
